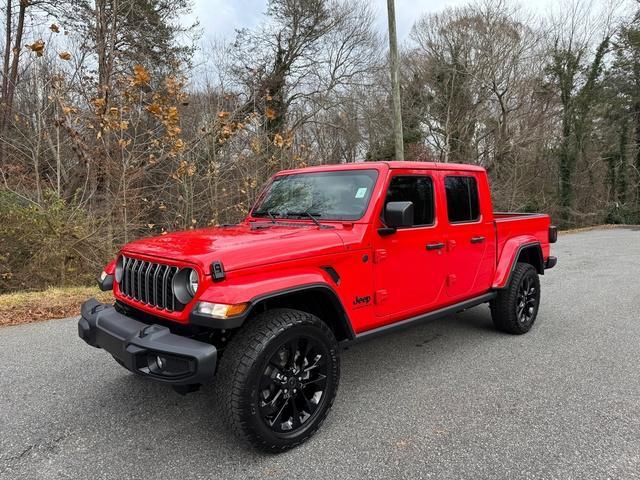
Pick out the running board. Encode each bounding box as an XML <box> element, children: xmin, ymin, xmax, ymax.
<box><xmin>349</xmin><ymin>292</ymin><xmax>497</xmax><ymax>343</ymax></box>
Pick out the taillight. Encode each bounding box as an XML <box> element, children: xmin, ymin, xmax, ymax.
<box><xmin>549</xmin><ymin>225</ymin><xmax>558</xmax><ymax>243</ymax></box>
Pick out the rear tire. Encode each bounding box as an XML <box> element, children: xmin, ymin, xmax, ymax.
<box><xmin>216</xmin><ymin>308</ymin><xmax>340</xmax><ymax>452</ymax></box>
<box><xmin>491</xmin><ymin>263</ymin><xmax>540</xmax><ymax>334</ymax></box>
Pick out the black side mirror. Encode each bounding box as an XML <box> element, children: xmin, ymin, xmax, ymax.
<box><xmin>379</xmin><ymin>201</ymin><xmax>414</xmax><ymax>235</ymax></box>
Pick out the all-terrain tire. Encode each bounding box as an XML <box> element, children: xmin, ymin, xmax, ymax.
<box><xmin>491</xmin><ymin>262</ymin><xmax>540</xmax><ymax>334</ymax></box>
<box><xmin>216</xmin><ymin>308</ymin><xmax>340</xmax><ymax>452</ymax></box>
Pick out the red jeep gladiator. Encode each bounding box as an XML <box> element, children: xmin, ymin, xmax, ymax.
<box><xmin>79</xmin><ymin>161</ymin><xmax>557</xmax><ymax>451</ymax></box>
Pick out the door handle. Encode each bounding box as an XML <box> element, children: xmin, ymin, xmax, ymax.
<box><xmin>426</xmin><ymin>242</ymin><xmax>445</xmax><ymax>250</ymax></box>
<box><xmin>470</xmin><ymin>236</ymin><xmax>485</xmax><ymax>244</ymax></box>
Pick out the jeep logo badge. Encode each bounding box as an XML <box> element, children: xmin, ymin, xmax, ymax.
<box><xmin>353</xmin><ymin>295</ymin><xmax>371</xmax><ymax>306</ymax></box>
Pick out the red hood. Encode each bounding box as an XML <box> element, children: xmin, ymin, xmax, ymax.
<box><xmin>121</xmin><ymin>221</ymin><xmax>348</xmax><ymax>272</ymax></box>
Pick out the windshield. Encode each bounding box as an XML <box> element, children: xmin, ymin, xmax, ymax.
<box><xmin>252</xmin><ymin>169</ymin><xmax>378</xmax><ymax>221</ymax></box>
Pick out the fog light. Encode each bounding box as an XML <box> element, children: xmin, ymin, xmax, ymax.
<box><xmin>194</xmin><ymin>301</ymin><xmax>248</xmax><ymax>319</ymax></box>
<box><xmin>156</xmin><ymin>355</ymin><xmax>166</xmax><ymax>371</ymax></box>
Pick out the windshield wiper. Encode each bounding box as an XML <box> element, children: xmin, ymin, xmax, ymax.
<box><xmin>253</xmin><ymin>210</ymin><xmax>279</xmax><ymax>223</ymax></box>
<box><xmin>285</xmin><ymin>211</ymin><xmax>323</xmax><ymax>228</ymax></box>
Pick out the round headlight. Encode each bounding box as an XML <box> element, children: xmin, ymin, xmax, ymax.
<box><xmin>115</xmin><ymin>255</ymin><xmax>125</xmax><ymax>283</ymax></box>
<box><xmin>188</xmin><ymin>269</ymin><xmax>199</xmax><ymax>296</ymax></box>
<box><xmin>172</xmin><ymin>268</ymin><xmax>199</xmax><ymax>305</ymax></box>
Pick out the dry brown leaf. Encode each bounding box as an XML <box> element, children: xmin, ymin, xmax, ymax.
<box><xmin>132</xmin><ymin>65</ymin><xmax>150</xmax><ymax>86</ymax></box>
<box><xmin>146</xmin><ymin>103</ymin><xmax>162</xmax><ymax>115</ymax></box>
<box><xmin>265</xmin><ymin>107</ymin><xmax>277</xmax><ymax>120</ymax></box>
<box><xmin>26</xmin><ymin>40</ymin><xmax>45</xmax><ymax>57</ymax></box>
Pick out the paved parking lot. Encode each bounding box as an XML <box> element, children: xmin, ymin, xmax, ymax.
<box><xmin>1</xmin><ymin>227</ymin><xmax>639</xmax><ymax>479</ymax></box>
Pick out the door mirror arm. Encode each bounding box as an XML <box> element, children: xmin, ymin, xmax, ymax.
<box><xmin>377</xmin><ymin>226</ymin><xmax>397</xmax><ymax>236</ymax></box>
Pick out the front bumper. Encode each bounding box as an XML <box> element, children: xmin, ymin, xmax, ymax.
<box><xmin>78</xmin><ymin>299</ymin><xmax>217</xmax><ymax>385</ymax></box>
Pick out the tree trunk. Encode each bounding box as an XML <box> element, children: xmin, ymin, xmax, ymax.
<box><xmin>617</xmin><ymin>117</ymin><xmax>629</xmax><ymax>203</ymax></box>
<box><xmin>558</xmin><ymin>112</ymin><xmax>573</xmax><ymax>225</ymax></box>
<box><xmin>1</xmin><ymin>0</ymin><xmax>11</xmax><ymax>107</ymax></box>
<box><xmin>93</xmin><ymin>0</ymin><xmax>118</xmax><ymax>218</ymax></box>
<box><xmin>0</xmin><ymin>0</ymin><xmax>27</xmax><ymax>166</ymax></box>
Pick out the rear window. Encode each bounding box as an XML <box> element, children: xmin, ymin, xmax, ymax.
<box><xmin>445</xmin><ymin>176</ymin><xmax>480</xmax><ymax>223</ymax></box>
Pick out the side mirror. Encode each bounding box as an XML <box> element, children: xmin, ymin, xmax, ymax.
<box><xmin>379</xmin><ymin>201</ymin><xmax>414</xmax><ymax>235</ymax></box>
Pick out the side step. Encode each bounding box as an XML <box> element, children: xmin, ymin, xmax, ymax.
<box><xmin>349</xmin><ymin>292</ymin><xmax>497</xmax><ymax>344</ymax></box>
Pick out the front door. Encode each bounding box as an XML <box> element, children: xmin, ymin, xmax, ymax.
<box><xmin>373</xmin><ymin>172</ymin><xmax>447</xmax><ymax>321</ymax></box>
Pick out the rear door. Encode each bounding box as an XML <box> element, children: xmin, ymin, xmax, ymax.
<box><xmin>440</xmin><ymin>172</ymin><xmax>495</xmax><ymax>300</ymax></box>
<box><xmin>373</xmin><ymin>171</ymin><xmax>447</xmax><ymax>320</ymax></box>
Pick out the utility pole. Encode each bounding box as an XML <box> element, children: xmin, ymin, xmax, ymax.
<box><xmin>386</xmin><ymin>0</ymin><xmax>404</xmax><ymax>161</ymax></box>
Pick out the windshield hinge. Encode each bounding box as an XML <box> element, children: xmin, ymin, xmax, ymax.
<box><xmin>211</xmin><ymin>261</ymin><xmax>225</xmax><ymax>282</ymax></box>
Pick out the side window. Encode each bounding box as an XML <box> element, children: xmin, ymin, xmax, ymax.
<box><xmin>445</xmin><ymin>176</ymin><xmax>480</xmax><ymax>223</ymax></box>
<box><xmin>385</xmin><ymin>176</ymin><xmax>435</xmax><ymax>226</ymax></box>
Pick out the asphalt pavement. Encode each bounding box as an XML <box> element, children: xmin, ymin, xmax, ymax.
<box><xmin>1</xmin><ymin>227</ymin><xmax>639</xmax><ymax>479</ymax></box>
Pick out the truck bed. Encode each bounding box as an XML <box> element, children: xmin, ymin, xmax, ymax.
<box><xmin>494</xmin><ymin>212</ymin><xmax>552</xmax><ymax>262</ymax></box>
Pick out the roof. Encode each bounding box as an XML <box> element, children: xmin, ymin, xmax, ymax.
<box><xmin>277</xmin><ymin>161</ymin><xmax>486</xmax><ymax>175</ymax></box>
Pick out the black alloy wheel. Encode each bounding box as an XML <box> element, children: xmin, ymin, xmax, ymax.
<box><xmin>516</xmin><ymin>274</ymin><xmax>537</xmax><ymax>324</ymax></box>
<box><xmin>491</xmin><ymin>262</ymin><xmax>541</xmax><ymax>334</ymax></box>
<box><xmin>258</xmin><ymin>335</ymin><xmax>329</xmax><ymax>433</ymax></box>
<box><xmin>216</xmin><ymin>308</ymin><xmax>340</xmax><ymax>452</ymax></box>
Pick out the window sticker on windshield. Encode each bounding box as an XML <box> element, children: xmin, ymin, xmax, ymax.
<box><xmin>355</xmin><ymin>187</ymin><xmax>368</xmax><ymax>199</ymax></box>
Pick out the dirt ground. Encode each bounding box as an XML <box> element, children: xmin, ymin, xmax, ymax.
<box><xmin>0</xmin><ymin>286</ymin><xmax>112</xmax><ymax>327</ymax></box>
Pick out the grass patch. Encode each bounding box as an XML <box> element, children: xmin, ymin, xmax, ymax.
<box><xmin>0</xmin><ymin>286</ymin><xmax>112</xmax><ymax>327</ymax></box>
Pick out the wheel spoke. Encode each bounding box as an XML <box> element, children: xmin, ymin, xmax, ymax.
<box><xmin>260</xmin><ymin>387</ymin><xmax>284</xmax><ymax>410</ymax></box>
<box><xmin>287</xmin><ymin>338</ymin><xmax>300</xmax><ymax>369</ymax></box>
<box><xmin>299</xmin><ymin>389</ymin><xmax>315</xmax><ymax>412</ymax></box>
<box><xmin>290</xmin><ymin>397</ymin><xmax>301</xmax><ymax>429</ymax></box>
<box><xmin>300</xmin><ymin>338</ymin><xmax>312</xmax><ymax>365</ymax></box>
<box><xmin>302</xmin><ymin>373</ymin><xmax>327</xmax><ymax>387</ymax></box>
<box><xmin>269</xmin><ymin>395</ymin><xmax>289</xmax><ymax>427</ymax></box>
<box><xmin>304</xmin><ymin>353</ymin><xmax>324</xmax><ymax>373</ymax></box>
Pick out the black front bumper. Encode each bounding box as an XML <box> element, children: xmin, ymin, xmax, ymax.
<box><xmin>78</xmin><ymin>299</ymin><xmax>217</xmax><ymax>385</ymax></box>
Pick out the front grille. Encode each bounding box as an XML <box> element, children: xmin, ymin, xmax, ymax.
<box><xmin>119</xmin><ymin>256</ymin><xmax>183</xmax><ymax>312</ymax></box>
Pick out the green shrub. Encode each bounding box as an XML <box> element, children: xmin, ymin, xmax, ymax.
<box><xmin>0</xmin><ymin>190</ymin><xmax>110</xmax><ymax>293</ymax></box>
<box><xmin>604</xmin><ymin>203</ymin><xmax>640</xmax><ymax>225</ymax></box>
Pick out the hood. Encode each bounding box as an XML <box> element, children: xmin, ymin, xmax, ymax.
<box><xmin>122</xmin><ymin>221</ymin><xmax>347</xmax><ymax>272</ymax></box>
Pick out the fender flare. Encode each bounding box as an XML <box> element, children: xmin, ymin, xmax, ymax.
<box><xmin>191</xmin><ymin>281</ymin><xmax>356</xmax><ymax>340</ymax></box>
<box><xmin>493</xmin><ymin>238</ymin><xmax>544</xmax><ymax>289</ymax></box>
<box><xmin>244</xmin><ymin>283</ymin><xmax>356</xmax><ymax>340</ymax></box>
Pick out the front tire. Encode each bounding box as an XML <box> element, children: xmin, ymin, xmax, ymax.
<box><xmin>491</xmin><ymin>263</ymin><xmax>540</xmax><ymax>334</ymax></box>
<box><xmin>216</xmin><ymin>308</ymin><xmax>340</xmax><ymax>452</ymax></box>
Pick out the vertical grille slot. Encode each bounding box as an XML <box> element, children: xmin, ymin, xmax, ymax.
<box><xmin>117</xmin><ymin>256</ymin><xmax>184</xmax><ymax>311</ymax></box>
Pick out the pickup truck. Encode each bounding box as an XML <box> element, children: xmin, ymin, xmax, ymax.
<box><xmin>79</xmin><ymin>161</ymin><xmax>557</xmax><ymax>451</ymax></box>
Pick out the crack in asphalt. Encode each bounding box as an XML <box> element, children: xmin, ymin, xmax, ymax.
<box><xmin>0</xmin><ymin>434</ymin><xmax>70</xmax><ymax>475</ymax></box>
